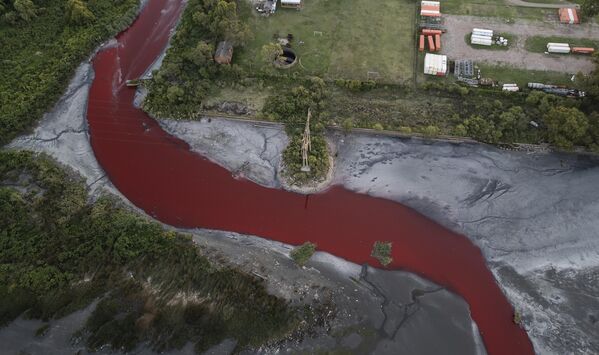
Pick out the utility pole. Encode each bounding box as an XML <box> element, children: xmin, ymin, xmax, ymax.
<box><xmin>301</xmin><ymin>108</ymin><xmax>312</xmax><ymax>172</ymax></box>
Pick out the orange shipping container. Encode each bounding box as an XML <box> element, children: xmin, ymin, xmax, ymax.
<box><xmin>422</xmin><ymin>29</ymin><xmax>442</xmax><ymax>35</ymax></box>
<box><xmin>427</xmin><ymin>35</ymin><xmax>436</xmax><ymax>52</ymax></box>
<box><xmin>419</xmin><ymin>35</ymin><xmax>425</xmax><ymax>52</ymax></box>
<box><xmin>572</xmin><ymin>47</ymin><xmax>595</xmax><ymax>54</ymax></box>
<box><xmin>435</xmin><ymin>34</ymin><xmax>441</xmax><ymax>50</ymax></box>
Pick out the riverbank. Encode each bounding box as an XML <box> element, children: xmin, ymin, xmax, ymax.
<box><xmin>7</xmin><ymin>0</ymin><xmax>599</xmax><ymax>353</ymax></box>
<box><xmin>3</xmin><ymin>4</ymin><xmax>486</xmax><ymax>355</ymax></box>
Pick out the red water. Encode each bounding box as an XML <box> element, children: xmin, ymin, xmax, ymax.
<box><xmin>86</xmin><ymin>1</ymin><xmax>534</xmax><ymax>354</ymax></box>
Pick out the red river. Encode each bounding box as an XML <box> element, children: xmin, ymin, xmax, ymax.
<box><xmin>86</xmin><ymin>0</ymin><xmax>534</xmax><ymax>353</ymax></box>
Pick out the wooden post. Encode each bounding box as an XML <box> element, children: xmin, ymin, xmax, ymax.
<box><xmin>301</xmin><ymin>108</ymin><xmax>312</xmax><ymax>172</ymax></box>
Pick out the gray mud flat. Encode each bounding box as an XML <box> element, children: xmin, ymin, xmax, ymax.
<box><xmin>5</xmin><ymin>64</ymin><xmax>485</xmax><ymax>354</ymax></box>
<box><xmin>333</xmin><ymin>132</ymin><xmax>599</xmax><ymax>354</ymax></box>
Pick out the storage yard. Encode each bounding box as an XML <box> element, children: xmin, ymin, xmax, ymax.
<box><xmin>438</xmin><ymin>14</ymin><xmax>599</xmax><ymax>75</ymax></box>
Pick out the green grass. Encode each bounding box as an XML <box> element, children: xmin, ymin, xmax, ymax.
<box><xmin>237</xmin><ymin>0</ymin><xmax>416</xmax><ymax>84</ymax></box>
<box><xmin>478</xmin><ymin>63</ymin><xmax>574</xmax><ymax>86</ymax></box>
<box><xmin>525</xmin><ymin>35</ymin><xmax>599</xmax><ymax>53</ymax></box>
<box><xmin>441</xmin><ymin>0</ymin><xmax>554</xmax><ymax>21</ymax></box>
<box><xmin>465</xmin><ymin>33</ymin><xmax>516</xmax><ymax>51</ymax></box>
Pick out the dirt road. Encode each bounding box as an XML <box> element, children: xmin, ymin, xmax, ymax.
<box><xmin>441</xmin><ymin>15</ymin><xmax>599</xmax><ymax>73</ymax></box>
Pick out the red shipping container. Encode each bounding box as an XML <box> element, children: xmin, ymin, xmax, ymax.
<box><xmin>428</xmin><ymin>35</ymin><xmax>436</xmax><ymax>51</ymax></box>
<box><xmin>435</xmin><ymin>34</ymin><xmax>441</xmax><ymax>50</ymax></box>
<box><xmin>422</xmin><ymin>29</ymin><xmax>443</xmax><ymax>35</ymax></box>
<box><xmin>419</xmin><ymin>35</ymin><xmax>425</xmax><ymax>52</ymax></box>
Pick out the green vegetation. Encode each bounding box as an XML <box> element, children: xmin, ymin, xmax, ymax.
<box><xmin>477</xmin><ymin>63</ymin><xmax>574</xmax><ymax>87</ymax></box>
<box><xmin>371</xmin><ymin>241</ymin><xmax>393</xmax><ymax>267</ymax></box>
<box><xmin>525</xmin><ymin>35</ymin><xmax>599</xmax><ymax>53</ymax></box>
<box><xmin>513</xmin><ymin>310</ymin><xmax>522</xmax><ymax>325</ymax></box>
<box><xmin>262</xmin><ymin>77</ymin><xmax>331</xmax><ymax>183</ymax></box>
<box><xmin>237</xmin><ymin>0</ymin><xmax>416</xmax><ymax>83</ymax></box>
<box><xmin>290</xmin><ymin>242</ymin><xmax>317</xmax><ymax>266</ymax></box>
<box><xmin>441</xmin><ymin>0</ymin><xmax>551</xmax><ymax>21</ymax></box>
<box><xmin>143</xmin><ymin>0</ymin><xmax>251</xmax><ymax>118</ymax></box>
<box><xmin>580</xmin><ymin>0</ymin><xmax>599</xmax><ymax>19</ymax></box>
<box><xmin>144</xmin><ymin>0</ymin><xmax>599</xmax><ymax>154</ymax></box>
<box><xmin>0</xmin><ymin>150</ymin><xmax>301</xmax><ymax>352</ymax></box>
<box><xmin>0</xmin><ymin>0</ymin><xmax>139</xmax><ymax>145</ymax></box>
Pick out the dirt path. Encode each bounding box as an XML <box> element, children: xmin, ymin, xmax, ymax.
<box><xmin>505</xmin><ymin>0</ymin><xmax>577</xmax><ymax>9</ymax></box>
<box><xmin>441</xmin><ymin>15</ymin><xmax>599</xmax><ymax>74</ymax></box>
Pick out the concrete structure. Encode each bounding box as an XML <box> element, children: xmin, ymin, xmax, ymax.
<box><xmin>214</xmin><ymin>41</ymin><xmax>233</xmax><ymax>64</ymax></box>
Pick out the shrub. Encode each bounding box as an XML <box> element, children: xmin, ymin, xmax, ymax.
<box><xmin>398</xmin><ymin>126</ymin><xmax>412</xmax><ymax>134</ymax></box>
<box><xmin>373</xmin><ymin>123</ymin><xmax>384</xmax><ymax>131</ymax></box>
<box><xmin>290</xmin><ymin>242</ymin><xmax>316</xmax><ymax>266</ymax></box>
<box><xmin>371</xmin><ymin>241</ymin><xmax>393</xmax><ymax>267</ymax></box>
<box><xmin>342</xmin><ymin>118</ymin><xmax>354</xmax><ymax>132</ymax></box>
<box><xmin>422</xmin><ymin>125</ymin><xmax>440</xmax><ymax>137</ymax></box>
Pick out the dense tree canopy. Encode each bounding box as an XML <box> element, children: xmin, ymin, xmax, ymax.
<box><xmin>581</xmin><ymin>0</ymin><xmax>599</xmax><ymax>18</ymax></box>
<box><xmin>544</xmin><ymin>106</ymin><xmax>589</xmax><ymax>149</ymax></box>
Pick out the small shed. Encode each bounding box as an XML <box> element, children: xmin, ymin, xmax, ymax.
<box><xmin>559</xmin><ymin>7</ymin><xmax>579</xmax><ymax>24</ymax></box>
<box><xmin>214</xmin><ymin>41</ymin><xmax>233</xmax><ymax>64</ymax></box>
<box><xmin>421</xmin><ymin>1</ymin><xmax>440</xmax><ymax>17</ymax></box>
<box><xmin>424</xmin><ymin>53</ymin><xmax>447</xmax><ymax>76</ymax></box>
<box><xmin>281</xmin><ymin>0</ymin><xmax>302</xmax><ymax>9</ymax></box>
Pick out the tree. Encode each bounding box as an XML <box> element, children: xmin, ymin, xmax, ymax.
<box><xmin>462</xmin><ymin>115</ymin><xmax>502</xmax><ymax>143</ymax></box>
<box><xmin>166</xmin><ymin>85</ymin><xmax>185</xmax><ymax>104</ymax></box>
<box><xmin>66</xmin><ymin>0</ymin><xmax>95</xmax><ymax>25</ymax></box>
<box><xmin>261</xmin><ymin>43</ymin><xmax>283</xmax><ymax>65</ymax></box>
<box><xmin>13</xmin><ymin>0</ymin><xmax>36</xmax><ymax>22</ymax></box>
<box><xmin>422</xmin><ymin>125</ymin><xmax>440</xmax><ymax>137</ymax></box>
<box><xmin>208</xmin><ymin>0</ymin><xmax>251</xmax><ymax>45</ymax></box>
<box><xmin>584</xmin><ymin>111</ymin><xmax>599</xmax><ymax>151</ymax></box>
<box><xmin>290</xmin><ymin>242</ymin><xmax>316</xmax><ymax>266</ymax></box>
<box><xmin>581</xmin><ymin>54</ymin><xmax>599</xmax><ymax>100</ymax></box>
<box><xmin>184</xmin><ymin>41</ymin><xmax>214</xmax><ymax>67</ymax></box>
<box><xmin>452</xmin><ymin>124</ymin><xmax>467</xmax><ymax>137</ymax></box>
<box><xmin>497</xmin><ymin>106</ymin><xmax>529</xmax><ymax>142</ymax></box>
<box><xmin>581</xmin><ymin>0</ymin><xmax>599</xmax><ymax>18</ymax></box>
<box><xmin>371</xmin><ymin>241</ymin><xmax>393</xmax><ymax>267</ymax></box>
<box><xmin>543</xmin><ymin>106</ymin><xmax>589</xmax><ymax>149</ymax></box>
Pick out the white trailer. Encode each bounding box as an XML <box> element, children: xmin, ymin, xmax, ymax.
<box><xmin>471</xmin><ymin>36</ymin><xmax>492</xmax><ymax>46</ymax></box>
<box><xmin>547</xmin><ymin>47</ymin><xmax>571</xmax><ymax>53</ymax></box>
<box><xmin>472</xmin><ymin>28</ymin><xmax>493</xmax><ymax>37</ymax></box>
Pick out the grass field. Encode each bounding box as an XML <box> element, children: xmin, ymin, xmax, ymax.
<box><xmin>478</xmin><ymin>63</ymin><xmax>574</xmax><ymax>86</ymax></box>
<box><xmin>237</xmin><ymin>0</ymin><xmax>416</xmax><ymax>84</ymax></box>
<box><xmin>442</xmin><ymin>0</ymin><xmax>554</xmax><ymax>21</ymax></box>
<box><xmin>525</xmin><ymin>35</ymin><xmax>599</xmax><ymax>53</ymax></box>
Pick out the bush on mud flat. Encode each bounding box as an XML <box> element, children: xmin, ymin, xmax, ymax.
<box><xmin>0</xmin><ymin>150</ymin><xmax>300</xmax><ymax>352</ymax></box>
<box><xmin>371</xmin><ymin>241</ymin><xmax>393</xmax><ymax>267</ymax></box>
<box><xmin>290</xmin><ymin>242</ymin><xmax>317</xmax><ymax>266</ymax></box>
<box><xmin>263</xmin><ymin>78</ymin><xmax>330</xmax><ymax>184</ymax></box>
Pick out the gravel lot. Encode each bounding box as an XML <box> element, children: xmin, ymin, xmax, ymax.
<box><xmin>441</xmin><ymin>15</ymin><xmax>599</xmax><ymax>73</ymax></box>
